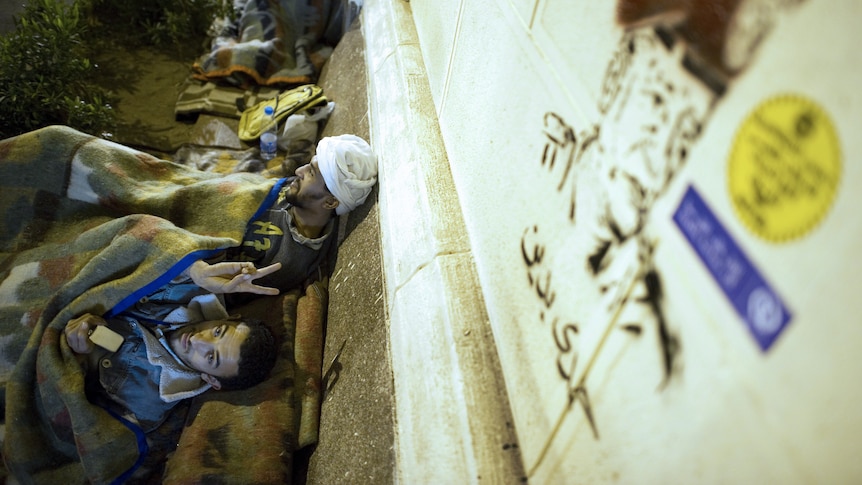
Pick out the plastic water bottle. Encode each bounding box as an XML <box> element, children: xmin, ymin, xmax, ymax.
<box><xmin>260</xmin><ymin>105</ymin><xmax>278</xmax><ymax>160</ymax></box>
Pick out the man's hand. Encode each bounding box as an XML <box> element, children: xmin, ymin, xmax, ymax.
<box><xmin>65</xmin><ymin>313</ymin><xmax>106</xmax><ymax>354</ymax></box>
<box><xmin>188</xmin><ymin>260</ymin><xmax>282</xmax><ymax>295</ymax></box>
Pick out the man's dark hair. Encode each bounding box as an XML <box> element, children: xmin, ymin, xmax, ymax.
<box><xmin>218</xmin><ymin>318</ymin><xmax>278</xmax><ymax>391</ymax></box>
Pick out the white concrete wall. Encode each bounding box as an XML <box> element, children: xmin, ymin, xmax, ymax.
<box><xmin>363</xmin><ymin>0</ymin><xmax>525</xmax><ymax>482</ymax></box>
<box><xmin>388</xmin><ymin>0</ymin><xmax>862</xmax><ymax>482</ymax></box>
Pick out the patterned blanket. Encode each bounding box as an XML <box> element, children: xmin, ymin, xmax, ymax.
<box><xmin>0</xmin><ymin>126</ymin><xmax>323</xmax><ymax>484</ymax></box>
<box><xmin>193</xmin><ymin>0</ymin><xmax>347</xmax><ymax>88</ymax></box>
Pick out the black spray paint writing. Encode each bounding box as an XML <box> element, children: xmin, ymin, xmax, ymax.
<box><xmin>524</xmin><ymin>28</ymin><xmax>717</xmax><ymax>477</ymax></box>
<box><xmin>522</xmin><ymin>0</ymin><xmax>807</xmax><ymax>478</ymax></box>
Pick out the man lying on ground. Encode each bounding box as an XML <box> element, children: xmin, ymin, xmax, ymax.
<box><xmin>56</xmin><ymin>134</ymin><xmax>378</xmax><ymax>435</ymax></box>
<box><xmin>0</xmin><ymin>126</ymin><xmax>377</xmax><ymax>483</ymax></box>
<box><xmin>192</xmin><ymin>134</ymin><xmax>379</xmax><ymax>293</ymax></box>
<box><xmin>63</xmin><ymin>262</ymin><xmax>282</xmax><ymax>432</ymax></box>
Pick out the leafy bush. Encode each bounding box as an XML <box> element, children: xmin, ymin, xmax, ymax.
<box><xmin>0</xmin><ymin>0</ymin><xmax>230</xmax><ymax>139</ymax></box>
<box><xmin>0</xmin><ymin>0</ymin><xmax>115</xmax><ymax>139</ymax></box>
<box><xmin>79</xmin><ymin>0</ymin><xmax>232</xmax><ymax>55</ymax></box>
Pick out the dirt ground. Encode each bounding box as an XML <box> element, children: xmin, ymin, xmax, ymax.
<box><xmin>91</xmin><ymin>47</ymin><xmax>205</xmax><ymax>155</ymax></box>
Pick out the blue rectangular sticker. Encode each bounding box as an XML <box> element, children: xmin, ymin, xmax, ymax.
<box><xmin>673</xmin><ymin>185</ymin><xmax>791</xmax><ymax>351</ymax></box>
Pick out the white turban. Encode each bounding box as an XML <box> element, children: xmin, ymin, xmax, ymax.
<box><xmin>317</xmin><ymin>134</ymin><xmax>378</xmax><ymax>215</ymax></box>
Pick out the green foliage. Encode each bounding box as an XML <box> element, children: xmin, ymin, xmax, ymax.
<box><xmin>79</xmin><ymin>0</ymin><xmax>232</xmax><ymax>55</ymax></box>
<box><xmin>0</xmin><ymin>0</ymin><xmax>231</xmax><ymax>139</ymax></box>
<box><xmin>0</xmin><ymin>0</ymin><xmax>115</xmax><ymax>139</ymax></box>
<box><xmin>65</xmin><ymin>93</ymin><xmax>116</xmax><ymax>135</ymax></box>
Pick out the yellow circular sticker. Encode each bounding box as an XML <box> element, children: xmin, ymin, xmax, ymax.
<box><xmin>728</xmin><ymin>94</ymin><xmax>841</xmax><ymax>242</ymax></box>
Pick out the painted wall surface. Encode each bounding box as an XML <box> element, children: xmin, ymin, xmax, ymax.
<box><xmin>410</xmin><ymin>0</ymin><xmax>860</xmax><ymax>482</ymax></box>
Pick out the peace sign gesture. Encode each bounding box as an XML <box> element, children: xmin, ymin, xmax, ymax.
<box><xmin>188</xmin><ymin>260</ymin><xmax>282</xmax><ymax>295</ymax></box>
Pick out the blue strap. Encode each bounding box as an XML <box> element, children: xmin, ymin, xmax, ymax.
<box><xmin>106</xmin><ymin>178</ymin><xmax>288</xmax><ymax>318</ymax></box>
<box><xmin>104</xmin><ymin>408</ymin><xmax>148</xmax><ymax>485</ymax></box>
<box><xmin>104</xmin><ymin>248</ymin><xmax>223</xmax><ymax>318</ymax></box>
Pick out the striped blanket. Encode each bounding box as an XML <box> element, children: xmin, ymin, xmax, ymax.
<box><xmin>193</xmin><ymin>0</ymin><xmax>347</xmax><ymax>88</ymax></box>
<box><xmin>0</xmin><ymin>126</ymin><xmax>323</xmax><ymax>484</ymax></box>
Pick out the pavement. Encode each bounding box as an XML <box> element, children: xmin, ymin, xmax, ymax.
<box><xmin>300</xmin><ymin>18</ymin><xmax>397</xmax><ymax>485</ymax></box>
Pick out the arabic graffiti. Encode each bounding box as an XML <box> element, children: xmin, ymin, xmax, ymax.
<box><xmin>522</xmin><ymin>225</ymin><xmax>555</xmax><ymax>309</ymax></box>
<box><xmin>521</xmin><ymin>0</ymin><xmax>809</xmax><ymax>479</ymax></box>
<box><xmin>539</xmin><ymin>114</ymin><xmax>599</xmax><ymax>222</ymax></box>
<box><xmin>523</xmin><ymin>0</ymin><xmax>808</xmax><ymax>475</ymax></box>
<box><xmin>523</xmin><ymin>26</ymin><xmax>718</xmax><ymax>477</ymax></box>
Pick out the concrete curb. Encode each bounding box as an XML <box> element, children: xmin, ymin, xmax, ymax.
<box><xmin>362</xmin><ymin>0</ymin><xmax>526</xmax><ymax>482</ymax></box>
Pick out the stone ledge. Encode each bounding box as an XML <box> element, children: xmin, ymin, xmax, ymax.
<box><xmin>362</xmin><ymin>0</ymin><xmax>526</xmax><ymax>482</ymax></box>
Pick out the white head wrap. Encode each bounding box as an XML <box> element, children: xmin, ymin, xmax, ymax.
<box><xmin>317</xmin><ymin>134</ymin><xmax>378</xmax><ymax>215</ymax></box>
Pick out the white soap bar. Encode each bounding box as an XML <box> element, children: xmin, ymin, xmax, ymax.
<box><xmin>90</xmin><ymin>325</ymin><xmax>124</xmax><ymax>352</ymax></box>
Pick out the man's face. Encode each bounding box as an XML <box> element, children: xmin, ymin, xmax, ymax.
<box><xmin>167</xmin><ymin>320</ymin><xmax>250</xmax><ymax>380</ymax></box>
<box><xmin>284</xmin><ymin>158</ymin><xmax>333</xmax><ymax>208</ymax></box>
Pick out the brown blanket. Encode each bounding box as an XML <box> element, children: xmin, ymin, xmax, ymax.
<box><xmin>161</xmin><ymin>284</ymin><xmax>325</xmax><ymax>484</ymax></box>
<box><xmin>193</xmin><ymin>0</ymin><xmax>347</xmax><ymax>88</ymax></box>
<box><xmin>0</xmin><ymin>126</ymin><xmax>323</xmax><ymax>484</ymax></box>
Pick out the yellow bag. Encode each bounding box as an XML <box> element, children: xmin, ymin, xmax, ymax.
<box><xmin>238</xmin><ymin>84</ymin><xmax>327</xmax><ymax>141</ymax></box>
